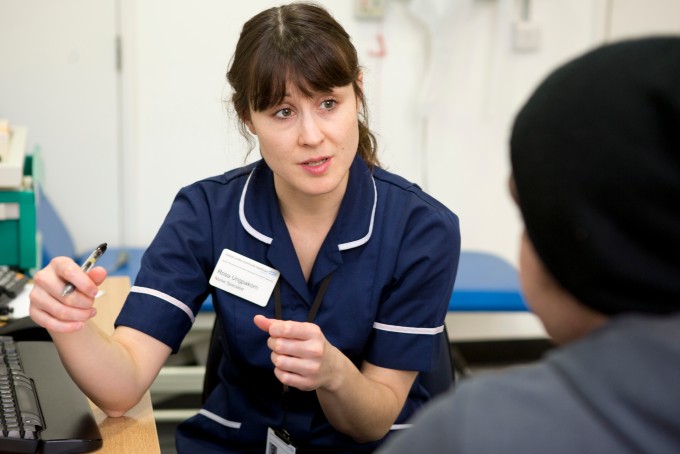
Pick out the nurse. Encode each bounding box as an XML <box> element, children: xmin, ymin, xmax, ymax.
<box><xmin>28</xmin><ymin>2</ymin><xmax>460</xmax><ymax>452</ymax></box>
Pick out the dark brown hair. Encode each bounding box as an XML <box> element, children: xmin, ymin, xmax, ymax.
<box><xmin>227</xmin><ymin>2</ymin><xmax>380</xmax><ymax>168</ymax></box>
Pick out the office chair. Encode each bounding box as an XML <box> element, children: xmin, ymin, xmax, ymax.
<box><xmin>201</xmin><ymin>315</ymin><xmax>458</xmax><ymax>404</ymax></box>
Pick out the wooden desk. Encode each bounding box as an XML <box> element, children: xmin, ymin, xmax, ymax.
<box><xmin>88</xmin><ymin>276</ymin><xmax>161</xmax><ymax>453</ymax></box>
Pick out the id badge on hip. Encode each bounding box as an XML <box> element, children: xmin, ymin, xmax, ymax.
<box><xmin>266</xmin><ymin>427</ymin><xmax>296</xmax><ymax>454</ymax></box>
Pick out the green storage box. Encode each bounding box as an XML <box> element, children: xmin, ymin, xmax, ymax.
<box><xmin>0</xmin><ymin>153</ymin><xmax>39</xmax><ymax>272</ymax></box>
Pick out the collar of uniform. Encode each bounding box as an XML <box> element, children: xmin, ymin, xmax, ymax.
<box><xmin>238</xmin><ymin>156</ymin><xmax>377</xmax><ymax>251</ymax></box>
<box><xmin>239</xmin><ymin>157</ymin><xmax>377</xmax><ymax>297</ymax></box>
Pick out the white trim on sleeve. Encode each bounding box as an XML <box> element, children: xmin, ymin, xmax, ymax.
<box><xmin>130</xmin><ymin>286</ymin><xmax>195</xmax><ymax>323</ymax></box>
<box><xmin>373</xmin><ymin>322</ymin><xmax>444</xmax><ymax>335</ymax></box>
<box><xmin>198</xmin><ymin>409</ymin><xmax>242</xmax><ymax>429</ymax></box>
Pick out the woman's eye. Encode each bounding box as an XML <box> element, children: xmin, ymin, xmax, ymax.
<box><xmin>321</xmin><ymin>99</ymin><xmax>336</xmax><ymax>110</ymax></box>
<box><xmin>275</xmin><ymin>108</ymin><xmax>293</xmax><ymax>119</ymax></box>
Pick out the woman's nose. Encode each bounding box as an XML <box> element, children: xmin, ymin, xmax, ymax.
<box><xmin>298</xmin><ymin>113</ymin><xmax>324</xmax><ymax>147</ymax></box>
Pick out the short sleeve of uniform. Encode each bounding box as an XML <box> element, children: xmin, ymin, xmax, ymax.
<box><xmin>115</xmin><ymin>185</ymin><xmax>216</xmax><ymax>353</ymax></box>
<box><xmin>367</xmin><ymin>206</ymin><xmax>460</xmax><ymax>372</ymax></box>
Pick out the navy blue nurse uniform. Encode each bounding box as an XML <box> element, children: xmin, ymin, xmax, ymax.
<box><xmin>115</xmin><ymin>155</ymin><xmax>460</xmax><ymax>453</ymax></box>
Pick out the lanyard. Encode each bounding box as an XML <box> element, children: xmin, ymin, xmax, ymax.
<box><xmin>273</xmin><ymin>273</ymin><xmax>333</xmax><ymax>323</ymax></box>
<box><xmin>272</xmin><ymin>273</ymin><xmax>333</xmax><ymax>433</ymax></box>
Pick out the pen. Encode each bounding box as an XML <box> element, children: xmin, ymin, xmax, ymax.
<box><xmin>61</xmin><ymin>242</ymin><xmax>108</xmax><ymax>297</ymax></box>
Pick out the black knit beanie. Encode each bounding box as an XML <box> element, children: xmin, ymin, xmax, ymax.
<box><xmin>510</xmin><ymin>36</ymin><xmax>680</xmax><ymax>316</ymax></box>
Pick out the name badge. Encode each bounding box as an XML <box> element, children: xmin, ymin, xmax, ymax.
<box><xmin>266</xmin><ymin>427</ymin><xmax>296</xmax><ymax>454</ymax></box>
<box><xmin>209</xmin><ymin>249</ymin><xmax>280</xmax><ymax>307</ymax></box>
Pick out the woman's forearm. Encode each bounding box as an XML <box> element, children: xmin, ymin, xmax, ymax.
<box><xmin>50</xmin><ymin>323</ymin><xmax>171</xmax><ymax>416</ymax></box>
<box><xmin>316</xmin><ymin>349</ymin><xmax>417</xmax><ymax>442</ymax></box>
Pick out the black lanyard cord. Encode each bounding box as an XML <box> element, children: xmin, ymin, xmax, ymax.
<box><xmin>274</xmin><ymin>273</ymin><xmax>333</xmax><ymax>323</ymax></box>
<box><xmin>272</xmin><ymin>273</ymin><xmax>334</xmax><ymax>430</ymax></box>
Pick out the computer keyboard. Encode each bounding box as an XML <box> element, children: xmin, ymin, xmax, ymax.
<box><xmin>0</xmin><ymin>336</ymin><xmax>102</xmax><ymax>453</ymax></box>
<box><xmin>0</xmin><ymin>335</ymin><xmax>42</xmax><ymax>452</ymax></box>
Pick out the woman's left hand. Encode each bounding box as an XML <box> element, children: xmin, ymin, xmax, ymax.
<box><xmin>253</xmin><ymin>314</ymin><xmax>341</xmax><ymax>392</ymax></box>
<box><xmin>254</xmin><ymin>314</ymin><xmax>418</xmax><ymax>441</ymax></box>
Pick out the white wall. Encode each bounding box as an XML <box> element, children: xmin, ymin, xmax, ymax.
<box><xmin>122</xmin><ymin>0</ymin><xmax>680</xmax><ymax>265</ymax></box>
<box><xmin>3</xmin><ymin>0</ymin><xmax>680</xmax><ymax>264</ymax></box>
<box><xmin>0</xmin><ymin>0</ymin><xmax>120</xmax><ymax>254</ymax></box>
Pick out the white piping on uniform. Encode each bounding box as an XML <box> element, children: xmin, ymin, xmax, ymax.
<box><xmin>373</xmin><ymin>322</ymin><xmax>444</xmax><ymax>335</ymax></box>
<box><xmin>390</xmin><ymin>424</ymin><xmax>413</xmax><ymax>430</ymax></box>
<box><xmin>338</xmin><ymin>176</ymin><xmax>377</xmax><ymax>251</ymax></box>
<box><xmin>198</xmin><ymin>409</ymin><xmax>242</xmax><ymax>429</ymax></box>
<box><xmin>130</xmin><ymin>286</ymin><xmax>195</xmax><ymax>323</ymax></box>
<box><xmin>239</xmin><ymin>169</ymin><xmax>377</xmax><ymax>250</ymax></box>
<box><xmin>239</xmin><ymin>170</ymin><xmax>273</xmax><ymax>244</ymax></box>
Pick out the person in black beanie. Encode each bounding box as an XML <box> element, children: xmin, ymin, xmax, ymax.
<box><xmin>376</xmin><ymin>36</ymin><xmax>680</xmax><ymax>453</ymax></box>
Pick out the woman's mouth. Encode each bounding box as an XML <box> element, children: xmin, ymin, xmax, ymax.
<box><xmin>303</xmin><ymin>158</ymin><xmax>329</xmax><ymax>167</ymax></box>
<box><xmin>301</xmin><ymin>157</ymin><xmax>331</xmax><ymax>175</ymax></box>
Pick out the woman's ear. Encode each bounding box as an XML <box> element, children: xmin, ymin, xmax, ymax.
<box><xmin>356</xmin><ymin>71</ymin><xmax>364</xmax><ymax>112</ymax></box>
<box><xmin>245</xmin><ymin>119</ymin><xmax>256</xmax><ymax>135</ymax></box>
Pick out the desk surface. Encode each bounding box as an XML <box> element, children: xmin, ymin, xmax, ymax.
<box><xmin>89</xmin><ymin>276</ymin><xmax>161</xmax><ymax>454</ymax></box>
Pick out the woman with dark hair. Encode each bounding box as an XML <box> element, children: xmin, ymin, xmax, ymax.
<box><xmin>29</xmin><ymin>3</ymin><xmax>460</xmax><ymax>452</ymax></box>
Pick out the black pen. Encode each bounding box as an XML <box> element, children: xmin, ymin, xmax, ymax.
<box><xmin>61</xmin><ymin>243</ymin><xmax>108</xmax><ymax>297</ymax></box>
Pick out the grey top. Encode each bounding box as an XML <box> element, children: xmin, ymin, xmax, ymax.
<box><xmin>377</xmin><ymin>313</ymin><xmax>680</xmax><ymax>454</ymax></box>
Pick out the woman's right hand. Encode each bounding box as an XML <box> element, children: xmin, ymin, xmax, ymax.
<box><xmin>29</xmin><ymin>257</ymin><xmax>108</xmax><ymax>333</ymax></box>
